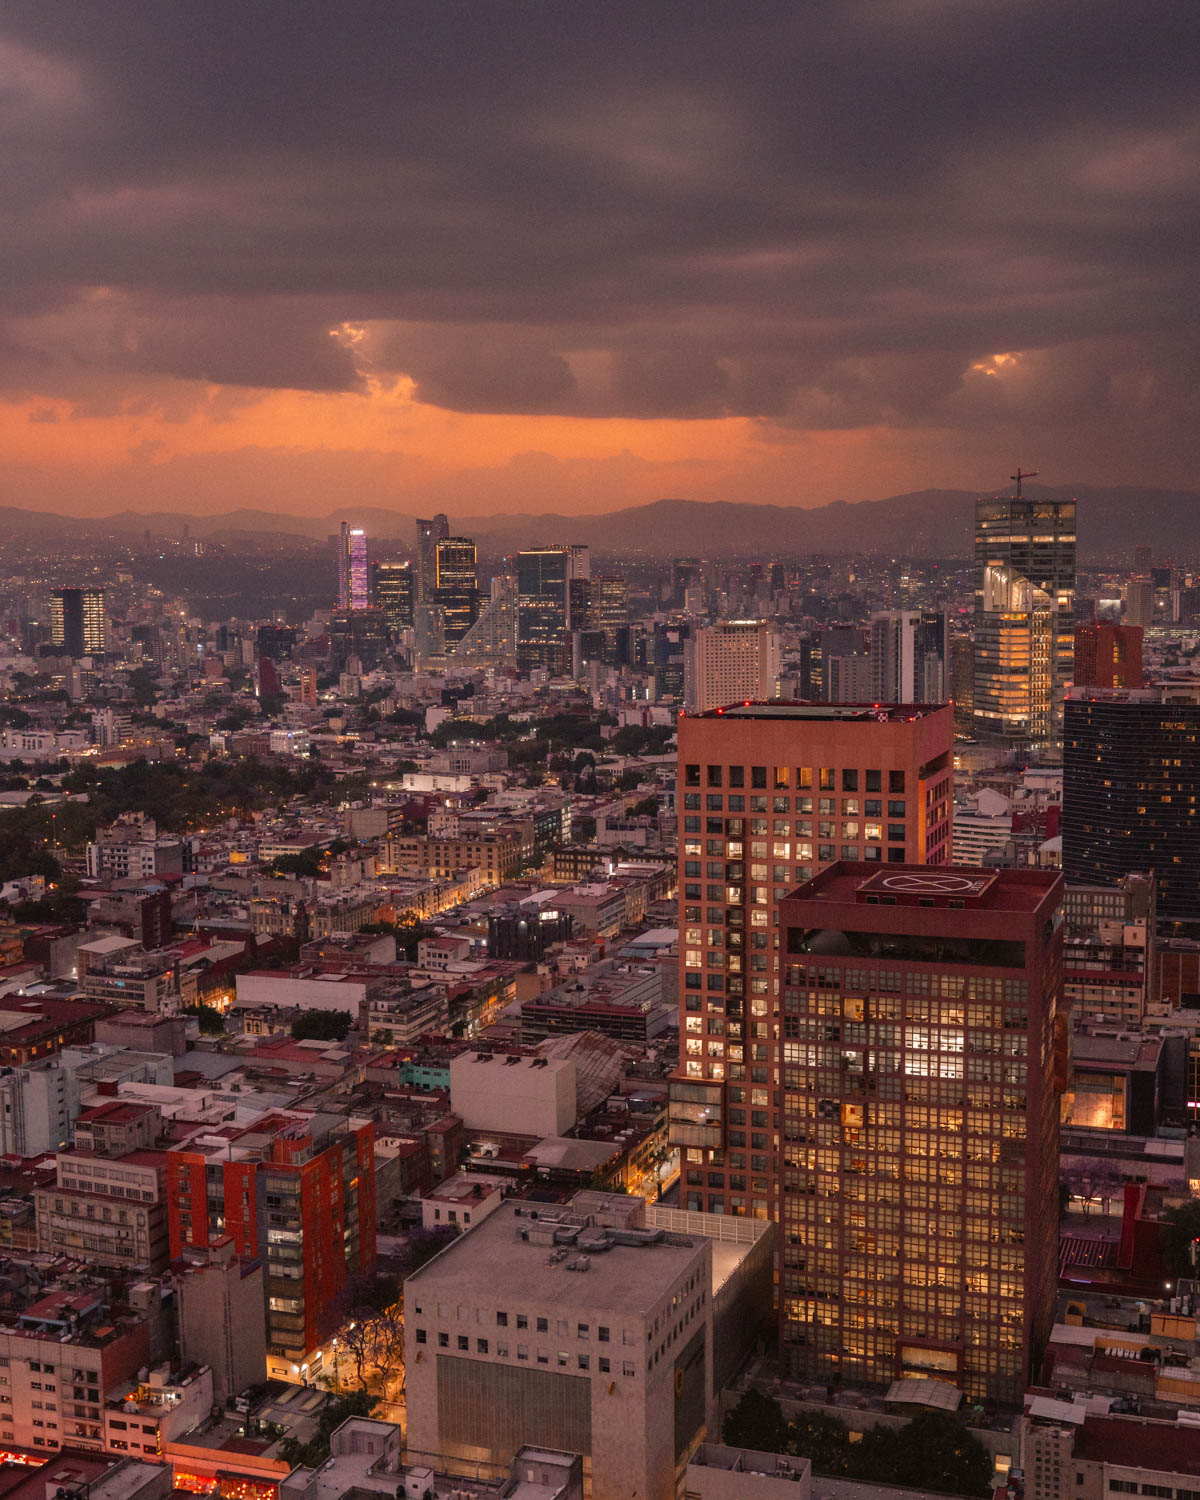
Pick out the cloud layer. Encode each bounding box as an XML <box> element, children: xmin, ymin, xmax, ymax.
<box><xmin>1</xmin><ymin>1</ymin><xmax>1198</xmax><ymax>508</ymax></box>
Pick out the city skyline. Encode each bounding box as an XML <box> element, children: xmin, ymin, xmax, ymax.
<box><xmin>0</xmin><ymin>5</ymin><xmax>1198</xmax><ymax>519</ymax></box>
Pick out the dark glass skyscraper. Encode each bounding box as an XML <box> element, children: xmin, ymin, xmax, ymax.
<box><xmin>434</xmin><ymin>537</ymin><xmax>479</xmax><ymax>648</ymax></box>
<box><xmin>370</xmin><ymin>559</ymin><xmax>414</xmax><ymax>633</ymax></box>
<box><xmin>50</xmin><ymin>587</ymin><xmax>106</xmax><ymax>657</ymax></box>
<box><xmin>973</xmin><ymin>494</ymin><xmax>1076</xmax><ymax>740</ymax></box>
<box><xmin>1063</xmin><ymin>688</ymin><xmax>1200</xmax><ymax>925</ymax></box>
<box><xmin>516</xmin><ymin>544</ymin><xmax>587</xmax><ymax>674</ymax></box>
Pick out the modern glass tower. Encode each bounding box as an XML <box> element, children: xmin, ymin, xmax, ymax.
<box><xmin>434</xmin><ymin>537</ymin><xmax>479</xmax><ymax>648</ymax></box>
<box><xmin>973</xmin><ymin>488</ymin><xmax>1076</xmax><ymax>740</ymax></box>
<box><xmin>516</xmin><ymin>544</ymin><xmax>587</xmax><ymax>674</ymax></box>
<box><xmin>50</xmin><ymin>587</ymin><xmax>107</xmax><ymax>657</ymax></box>
<box><xmin>370</xmin><ymin>559</ymin><xmax>414</xmax><ymax>633</ymax></box>
<box><xmin>337</xmin><ymin>522</ymin><xmax>369</xmax><ymax>611</ymax></box>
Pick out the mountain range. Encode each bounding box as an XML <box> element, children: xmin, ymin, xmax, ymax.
<box><xmin>1</xmin><ymin>485</ymin><xmax>1194</xmax><ymax>560</ymax></box>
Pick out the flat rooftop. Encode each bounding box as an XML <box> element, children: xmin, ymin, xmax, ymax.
<box><xmin>407</xmin><ymin>1200</ymin><xmax>707</xmax><ymax>1313</ymax></box>
<box><xmin>787</xmin><ymin>860</ymin><xmax>1061</xmax><ymax>915</ymax></box>
<box><xmin>691</xmin><ymin>700</ymin><xmax>949</xmax><ymax>722</ymax></box>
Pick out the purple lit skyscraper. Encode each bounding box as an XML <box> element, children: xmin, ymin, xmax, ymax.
<box><xmin>338</xmin><ymin>522</ymin><xmax>369</xmax><ymax>610</ymax></box>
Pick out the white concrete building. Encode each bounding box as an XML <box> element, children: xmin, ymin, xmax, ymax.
<box><xmin>683</xmin><ymin>621</ymin><xmax>781</xmax><ymax>714</ymax></box>
<box><xmin>404</xmin><ymin>1195</ymin><xmax>713</xmax><ymax>1500</ymax></box>
<box><xmin>0</xmin><ymin>1045</ymin><xmax>172</xmax><ymax>1157</ymax></box>
<box><xmin>449</xmin><ymin>1050</ymin><xmax>577</xmax><ymax>1138</ymax></box>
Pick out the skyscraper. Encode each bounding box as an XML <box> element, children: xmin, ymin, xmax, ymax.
<box><xmin>337</xmin><ymin>522</ymin><xmax>369</xmax><ymax>611</ymax></box>
<box><xmin>973</xmin><ymin>488</ymin><xmax>1076</xmax><ymax>740</ymax></box>
<box><xmin>1072</xmin><ymin>623</ymin><xmax>1143</xmax><ymax>690</ymax></box>
<box><xmin>1063</xmin><ymin>687</ymin><xmax>1200</xmax><ymax>925</ymax></box>
<box><xmin>370</xmin><ymin>559</ymin><xmax>415</xmax><ymax>633</ymax></box>
<box><xmin>415</xmin><ymin>514</ymin><xmax>449</xmax><ymax>656</ymax></box>
<box><xmin>870</xmin><ymin>611</ymin><xmax>947</xmax><ymax>703</ymax></box>
<box><xmin>592</xmin><ymin>574</ymin><xmax>629</xmax><ymax>663</ymax></box>
<box><xmin>434</xmin><ymin>536</ymin><xmax>479</xmax><ymax>648</ymax></box>
<box><xmin>670</xmin><ymin>700</ymin><xmax>955</xmax><ymax>1224</ymax></box>
<box><xmin>682</xmin><ymin>620</ymin><xmax>781</xmax><ymax>712</ymax></box>
<box><xmin>516</xmin><ymin>544</ymin><xmax>587</xmax><ymax>674</ymax></box>
<box><xmin>776</xmin><ymin>862</ymin><xmax>1063</xmax><ymax>1403</ymax></box>
<box><xmin>49</xmin><ymin>587</ymin><xmax>107</xmax><ymax>657</ymax></box>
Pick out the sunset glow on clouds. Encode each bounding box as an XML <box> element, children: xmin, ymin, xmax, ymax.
<box><xmin>0</xmin><ymin>2</ymin><xmax>1198</xmax><ymax>517</ymax></box>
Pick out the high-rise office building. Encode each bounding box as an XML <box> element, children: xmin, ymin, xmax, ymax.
<box><xmin>446</xmin><ymin>575</ymin><xmax>518</xmax><ymax>667</ymax></box>
<box><xmin>337</xmin><ymin>522</ymin><xmax>369</xmax><ymax>611</ymax></box>
<box><xmin>434</xmin><ymin>536</ymin><xmax>479</xmax><ymax>648</ymax></box>
<box><xmin>973</xmin><ymin>490</ymin><xmax>1076</xmax><ymax>740</ymax></box>
<box><xmin>682</xmin><ymin>620</ymin><xmax>782</xmax><ymax>712</ymax></box>
<box><xmin>370</xmin><ymin>559</ymin><xmax>414</xmax><ymax>633</ymax></box>
<box><xmin>1124</xmin><ymin>576</ymin><xmax>1155</xmax><ymax>629</ymax></box>
<box><xmin>516</xmin><ymin>544</ymin><xmax>587</xmax><ymax>674</ymax></box>
<box><xmin>1072</xmin><ymin>624</ymin><xmax>1143</xmax><ymax>690</ymax></box>
<box><xmin>415</xmin><ymin>514</ymin><xmax>450</xmax><ymax>658</ymax></box>
<box><xmin>670</xmin><ymin>701</ymin><xmax>955</xmax><ymax>1228</ymax></box>
<box><xmin>592</xmin><ymin>574</ymin><xmax>629</xmax><ymax>661</ymax></box>
<box><xmin>49</xmin><ymin>587</ymin><xmax>107</xmax><ymax>657</ymax></box>
<box><xmin>1063</xmin><ymin>688</ymin><xmax>1200</xmax><ymax>925</ymax></box>
<box><xmin>774</xmin><ymin>863</ymin><xmax>1063</xmax><ymax>1403</ymax></box>
<box><xmin>328</xmin><ymin>608</ymin><xmax>391</xmax><ymax>671</ymax></box>
<box><xmin>416</xmin><ymin>514</ymin><xmax>449</xmax><ymax>606</ymax></box>
<box><xmin>870</xmin><ymin>611</ymin><xmax>947</xmax><ymax>703</ymax></box>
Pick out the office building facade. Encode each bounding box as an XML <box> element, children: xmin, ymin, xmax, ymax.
<box><xmin>870</xmin><ymin>611</ymin><xmax>947</xmax><ymax>703</ymax></box>
<box><xmin>434</xmin><ymin>536</ymin><xmax>479</xmax><ymax>648</ymax></box>
<box><xmin>776</xmin><ymin>863</ymin><xmax>1063</xmax><ymax>1403</ymax></box>
<box><xmin>974</xmin><ymin>495</ymin><xmax>1076</xmax><ymax>740</ymax></box>
<box><xmin>1073</xmin><ymin>624</ymin><xmax>1143</xmax><ymax>690</ymax></box>
<box><xmin>683</xmin><ymin>621</ymin><xmax>782</xmax><ymax>713</ymax></box>
<box><xmin>370</xmin><ymin>559</ymin><xmax>414</xmax><ymax>633</ymax></box>
<box><xmin>405</xmin><ymin>1196</ymin><xmax>712</xmax><ymax>1500</ymax></box>
<box><xmin>337</xmin><ymin>523</ymin><xmax>369</xmax><ymax>611</ymax></box>
<box><xmin>1063</xmin><ymin>689</ymin><xmax>1200</xmax><ymax>925</ymax></box>
<box><xmin>517</xmin><ymin>544</ymin><xmax>588</xmax><ymax>674</ymax></box>
<box><xmin>670</xmin><ymin>701</ymin><xmax>954</xmax><ymax>1213</ymax></box>
<box><xmin>415</xmin><ymin>514</ymin><xmax>450</xmax><ymax>658</ymax></box>
<box><xmin>50</xmin><ymin>588</ymin><xmax>107</xmax><ymax>658</ymax></box>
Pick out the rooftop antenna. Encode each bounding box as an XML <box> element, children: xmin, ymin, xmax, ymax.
<box><xmin>1011</xmin><ymin>467</ymin><xmax>1038</xmax><ymax>499</ymax></box>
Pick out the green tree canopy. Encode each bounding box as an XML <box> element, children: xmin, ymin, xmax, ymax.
<box><xmin>722</xmin><ymin>1389</ymin><xmax>790</xmax><ymax>1455</ymax></box>
<box><xmin>291</xmin><ymin>1009</ymin><xmax>353</xmax><ymax>1042</ymax></box>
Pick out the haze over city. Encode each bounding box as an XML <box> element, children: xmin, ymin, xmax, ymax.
<box><xmin>2</xmin><ymin>2</ymin><xmax>1199</xmax><ymax>519</ymax></box>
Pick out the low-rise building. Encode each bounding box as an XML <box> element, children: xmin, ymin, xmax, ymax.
<box><xmin>404</xmin><ymin>1194</ymin><xmax>713</xmax><ymax>1500</ymax></box>
<box><xmin>450</xmin><ymin>1049</ymin><xmax>577</xmax><ymax>1137</ymax></box>
<box><xmin>0</xmin><ymin>1289</ymin><xmax>152</xmax><ymax>1454</ymax></box>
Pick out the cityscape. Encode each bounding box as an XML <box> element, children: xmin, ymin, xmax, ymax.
<box><xmin>1</xmin><ymin>8</ymin><xmax>1199</xmax><ymax>1500</ymax></box>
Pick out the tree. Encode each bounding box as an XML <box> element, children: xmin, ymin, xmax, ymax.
<box><xmin>402</xmin><ymin>1225</ymin><xmax>460</xmax><ymax>1275</ymax></box>
<box><xmin>885</xmin><ymin>1412</ymin><xmax>993</xmax><ymax>1496</ymax></box>
<box><xmin>291</xmin><ymin>1009</ymin><xmax>353</xmax><ymax>1042</ymax></box>
<box><xmin>629</xmin><ymin>795</ymin><xmax>659</xmax><ymax>817</ymax></box>
<box><xmin>723</xmin><ymin>1388</ymin><xmax>789</xmax><ymax>1454</ymax></box>
<box><xmin>128</xmin><ymin>667</ymin><xmax>159</xmax><ymax>708</ymax></box>
<box><xmin>276</xmin><ymin>1389</ymin><xmax>377</xmax><ymax>1469</ymax></box>
<box><xmin>787</xmin><ymin>1410</ymin><xmax>851</xmax><ymax>1473</ymax></box>
<box><xmin>1063</xmin><ymin>1157</ymin><xmax>1123</xmax><ymax>1219</ymax></box>
<box><xmin>1162</xmin><ymin>1199</ymin><xmax>1200</xmax><ymax>1278</ymax></box>
<box><xmin>183</xmin><ymin>1002</ymin><xmax>225</xmax><ymax>1036</ymax></box>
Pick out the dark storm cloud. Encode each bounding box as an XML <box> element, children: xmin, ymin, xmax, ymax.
<box><xmin>0</xmin><ymin>0</ymin><xmax>1198</xmax><ymax>429</ymax></box>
